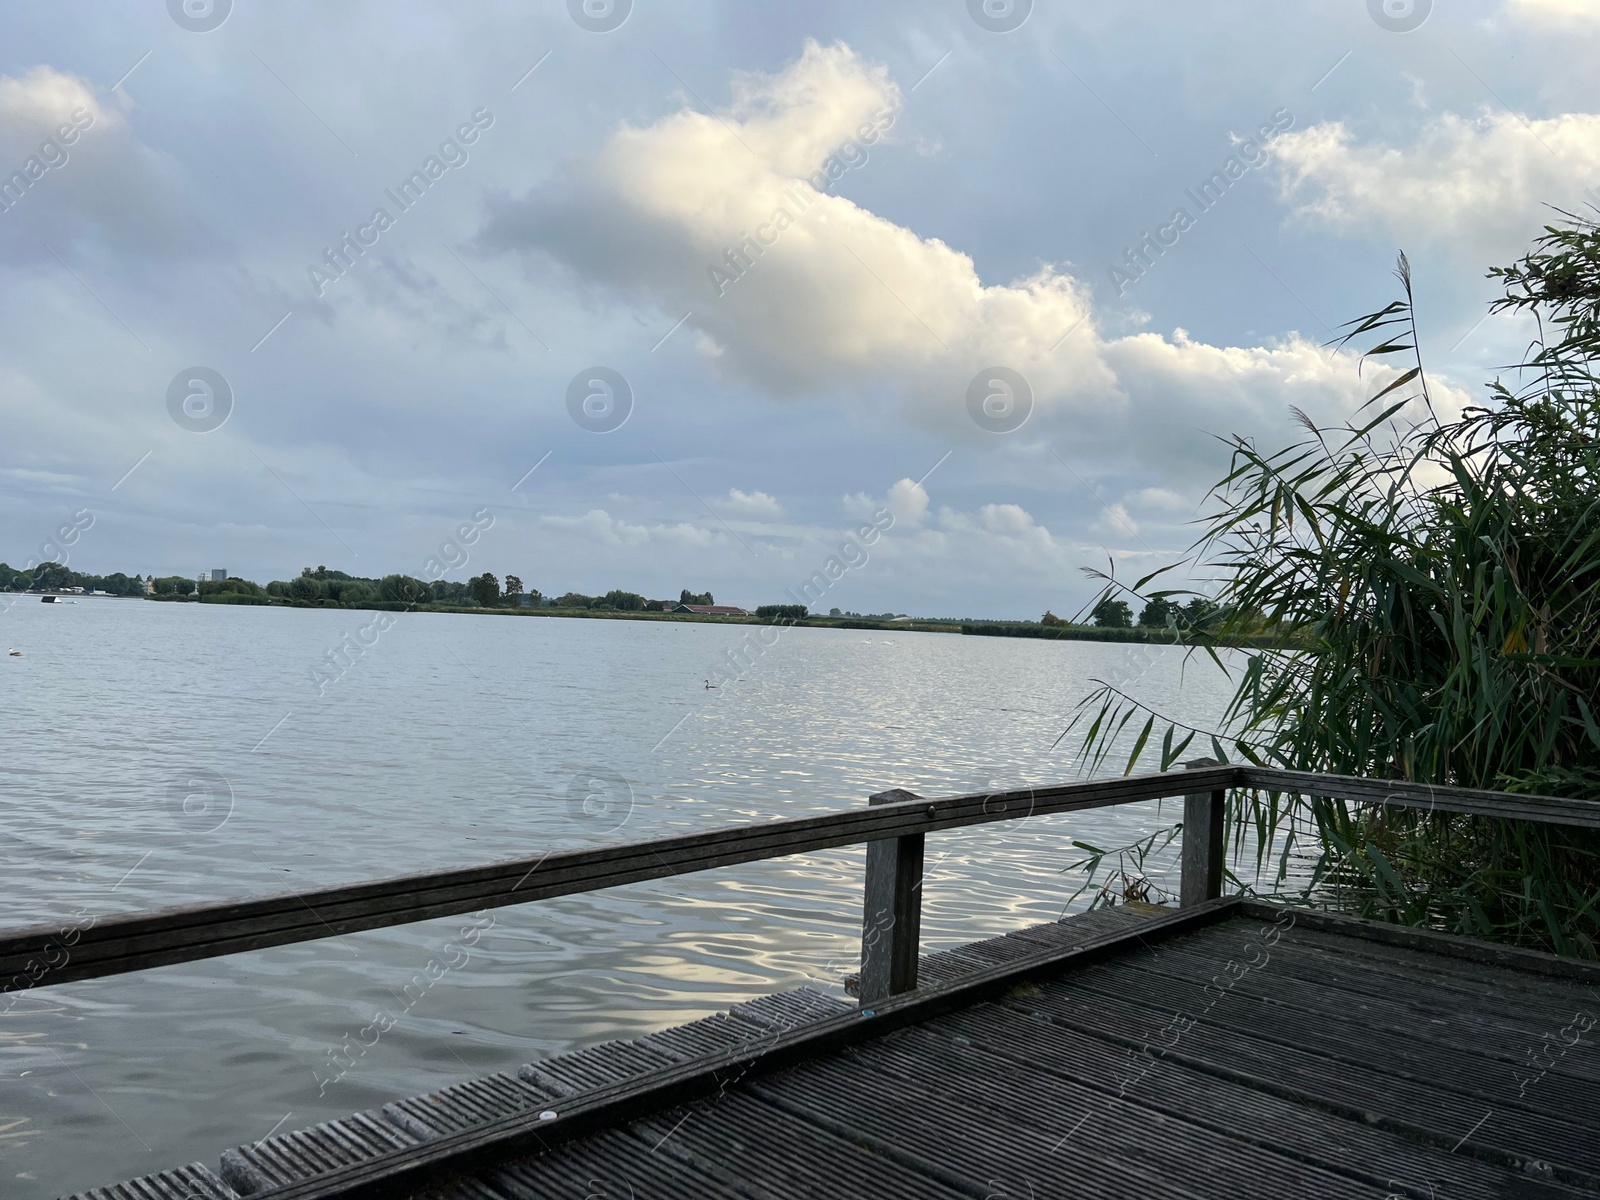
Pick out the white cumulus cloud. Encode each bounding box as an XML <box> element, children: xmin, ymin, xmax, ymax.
<box><xmin>1130</xmin><ymin>487</ymin><xmax>1187</xmax><ymax>512</ymax></box>
<box><xmin>980</xmin><ymin>503</ymin><xmax>1038</xmax><ymax>536</ymax></box>
<box><xmin>480</xmin><ymin>40</ymin><xmax>1386</xmax><ymax>461</ymax></box>
<box><xmin>1098</xmin><ymin>503</ymin><xmax>1140</xmax><ymax>538</ymax></box>
<box><xmin>722</xmin><ymin>488</ymin><xmax>784</xmax><ymax>518</ymax></box>
<box><xmin>1273</xmin><ymin>111</ymin><xmax>1600</xmax><ymax>257</ymax></box>
<box><xmin>886</xmin><ymin>478</ymin><xmax>929</xmax><ymax>527</ymax></box>
<box><xmin>0</xmin><ymin>66</ymin><xmax>115</xmax><ymax>151</ymax></box>
<box><xmin>0</xmin><ymin>65</ymin><xmax>204</xmax><ymax>260</ymax></box>
<box><xmin>540</xmin><ymin>509</ymin><xmax>718</xmax><ymax>549</ymax></box>
<box><xmin>844</xmin><ymin>477</ymin><xmax>930</xmax><ymax>527</ymax></box>
<box><xmin>1505</xmin><ymin>0</ymin><xmax>1600</xmax><ymax>25</ymax></box>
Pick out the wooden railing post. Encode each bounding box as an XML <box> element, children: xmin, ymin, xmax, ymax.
<box><xmin>1181</xmin><ymin>759</ymin><xmax>1226</xmax><ymax>907</ymax></box>
<box><xmin>859</xmin><ymin>787</ymin><xmax>924</xmax><ymax>1004</ymax></box>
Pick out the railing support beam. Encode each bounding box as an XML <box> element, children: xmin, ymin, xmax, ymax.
<box><xmin>859</xmin><ymin>787</ymin><xmax>924</xmax><ymax>1004</ymax></box>
<box><xmin>1182</xmin><ymin>759</ymin><xmax>1226</xmax><ymax>907</ymax></box>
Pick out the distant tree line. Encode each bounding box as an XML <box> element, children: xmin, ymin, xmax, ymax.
<box><xmin>964</xmin><ymin>622</ymin><xmax>1194</xmax><ymax>644</ymax></box>
<box><xmin>957</xmin><ymin>596</ymin><xmax>1240</xmax><ymax>644</ymax></box>
<box><xmin>1085</xmin><ymin>596</ymin><xmax>1219</xmax><ymax>632</ymax></box>
<box><xmin>1</xmin><ymin>555</ymin><xmax>818</xmax><ymax>622</ymax></box>
<box><xmin>142</xmin><ymin>564</ymin><xmax>738</xmax><ymax>616</ymax></box>
<box><xmin>756</xmin><ymin>604</ymin><xmax>808</xmax><ymax>620</ymax></box>
<box><xmin>197</xmin><ymin>576</ymin><xmax>269</xmax><ymax>603</ymax></box>
<box><xmin>0</xmin><ymin>561</ymin><xmax>147</xmax><ymax>595</ymax></box>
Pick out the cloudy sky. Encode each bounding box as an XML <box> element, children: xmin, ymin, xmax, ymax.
<box><xmin>2</xmin><ymin>0</ymin><xmax>1596</xmax><ymax>618</ymax></box>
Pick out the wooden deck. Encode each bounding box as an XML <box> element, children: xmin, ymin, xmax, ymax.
<box><xmin>69</xmin><ymin>900</ymin><xmax>1600</xmax><ymax>1200</ymax></box>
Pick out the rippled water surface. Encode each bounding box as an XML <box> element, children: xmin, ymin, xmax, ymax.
<box><xmin>0</xmin><ymin>598</ymin><xmax>1238</xmax><ymax>1196</ymax></box>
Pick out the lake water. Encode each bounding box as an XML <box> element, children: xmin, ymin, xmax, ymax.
<box><xmin>0</xmin><ymin>597</ymin><xmax>1239</xmax><ymax>1197</ymax></box>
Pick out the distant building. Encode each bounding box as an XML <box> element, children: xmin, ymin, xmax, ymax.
<box><xmin>670</xmin><ymin>603</ymin><xmax>749</xmax><ymax>616</ymax></box>
<box><xmin>210</xmin><ymin>568</ymin><xmax>227</xmax><ymax>581</ymax></box>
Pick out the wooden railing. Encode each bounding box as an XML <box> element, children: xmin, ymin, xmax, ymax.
<box><xmin>4</xmin><ymin>763</ymin><xmax>1597</xmax><ymax>1004</ymax></box>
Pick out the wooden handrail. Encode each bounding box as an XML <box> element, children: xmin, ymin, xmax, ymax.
<box><xmin>0</xmin><ymin>767</ymin><xmax>1231</xmax><ymax>995</ymax></box>
<box><xmin>1238</xmin><ymin>768</ymin><xmax>1600</xmax><ymax>828</ymax></box>
<box><xmin>5</xmin><ymin>764</ymin><xmax>1597</xmax><ymax>999</ymax></box>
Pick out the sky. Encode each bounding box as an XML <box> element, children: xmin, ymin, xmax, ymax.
<box><xmin>2</xmin><ymin>0</ymin><xmax>1597</xmax><ymax>619</ymax></box>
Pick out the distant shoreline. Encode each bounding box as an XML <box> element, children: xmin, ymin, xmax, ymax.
<box><xmin>128</xmin><ymin>593</ymin><xmax>1217</xmax><ymax>646</ymax></box>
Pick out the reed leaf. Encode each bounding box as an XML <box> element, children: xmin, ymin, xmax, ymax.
<box><xmin>1068</xmin><ymin>211</ymin><xmax>1600</xmax><ymax>957</ymax></box>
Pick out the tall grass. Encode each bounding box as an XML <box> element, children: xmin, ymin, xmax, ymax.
<box><xmin>1070</xmin><ymin>215</ymin><xmax>1600</xmax><ymax>957</ymax></box>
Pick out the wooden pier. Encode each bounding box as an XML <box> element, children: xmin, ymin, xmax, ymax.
<box><xmin>7</xmin><ymin>764</ymin><xmax>1599</xmax><ymax>1199</ymax></box>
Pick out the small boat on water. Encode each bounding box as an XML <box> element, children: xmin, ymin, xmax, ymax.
<box><xmin>7</xmin><ymin>649</ymin><xmax>21</xmax><ymax>657</ymax></box>
<box><xmin>40</xmin><ymin>595</ymin><xmax>55</xmax><ymax>603</ymax></box>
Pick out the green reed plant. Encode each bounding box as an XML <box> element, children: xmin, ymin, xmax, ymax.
<box><xmin>1069</xmin><ymin>213</ymin><xmax>1600</xmax><ymax>956</ymax></box>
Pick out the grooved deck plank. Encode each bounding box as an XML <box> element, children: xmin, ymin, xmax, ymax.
<box><xmin>748</xmin><ymin>1055</ymin><xmax>1223</xmax><ymax>1200</ymax></box>
<box><xmin>382</xmin><ymin>1072</ymin><xmax>552</xmax><ymax>1142</ymax></box>
<box><xmin>220</xmin><ymin>1112</ymin><xmax>415</xmax><ymax>1195</ymax></box>
<box><xmin>62</xmin><ymin>1163</ymin><xmax>239</xmax><ymax>1200</ymax></box>
<box><xmin>927</xmin><ymin>1004</ymin><xmax>1592</xmax><ymax>1200</ymax></box>
<box><xmin>916</xmin><ymin>905</ymin><xmax>1156</xmax><ymax>989</ymax></box>
<box><xmin>1269</xmin><ymin>924</ymin><xmax>1600</xmax><ymax>1024</ymax></box>
<box><xmin>1008</xmin><ymin>902</ymin><xmax>1160</xmax><ymax>946</ymax></box>
<box><xmin>1066</xmin><ymin>956</ymin><xmax>1599</xmax><ymax>1118</ymax></box>
<box><xmin>475</xmin><ymin>1126</ymin><xmax>751</xmax><ymax>1198</ymax></box>
<box><xmin>511</xmin><ymin>988</ymin><xmax>848</xmax><ymax>1101</ymax></box>
<box><xmin>638</xmin><ymin>1009</ymin><xmax>772</xmax><ymax>1062</ymax></box>
<box><xmin>844</xmin><ymin>1027</ymin><xmax>1396</xmax><ymax>1199</ymax></box>
<box><xmin>728</xmin><ymin>986</ymin><xmax>852</xmax><ymax>1029</ymax></box>
<box><xmin>1113</xmin><ymin>932</ymin><xmax>1600</xmax><ymax>1086</ymax></box>
<box><xmin>516</xmin><ymin>1037</ymin><xmax>677</xmax><ymax>1098</ymax></box>
<box><xmin>1174</xmin><ymin>922</ymin><xmax>1599</xmax><ymax>1032</ymax></box>
<box><xmin>632</xmin><ymin>1089</ymin><xmax>971</xmax><ymax>1199</ymax></box>
<box><xmin>1024</xmin><ymin>971</ymin><xmax>1600</xmax><ymax>1182</ymax></box>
